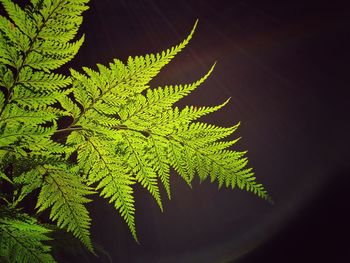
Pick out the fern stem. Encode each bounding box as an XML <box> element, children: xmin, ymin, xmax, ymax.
<box><xmin>54</xmin><ymin>126</ymin><xmax>83</xmax><ymax>134</ymax></box>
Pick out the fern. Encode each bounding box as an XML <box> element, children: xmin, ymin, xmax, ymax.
<box><xmin>0</xmin><ymin>0</ymin><xmax>87</xmax><ymax>157</ymax></box>
<box><xmin>0</xmin><ymin>0</ymin><xmax>270</xmax><ymax>261</ymax></box>
<box><xmin>35</xmin><ymin>164</ymin><xmax>94</xmax><ymax>252</ymax></box>
<box><xmin>0</xmin><ymin>212</ymin><xmax>56</xmax><ymax>263</ymax></box>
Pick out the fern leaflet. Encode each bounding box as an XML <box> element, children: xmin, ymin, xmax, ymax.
<box><xmin>0</xmin><ymin>214</ymin><xmax>56</xmax><ymax>263</ymax></box>
<box><xmin>35</xmin><ymin>164</ymin><xmax>94</xmax><ymax>252</ymax></box>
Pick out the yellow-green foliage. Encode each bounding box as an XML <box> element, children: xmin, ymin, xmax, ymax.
<box><xmin>0</xmin><ymin>212</ymin><xmax>56</xmax><ymax>263</ymax></box>
<box><xmin>0</xmin><ymin>0</ymin><xmax>270</xmax><ymax>261</ymax></box>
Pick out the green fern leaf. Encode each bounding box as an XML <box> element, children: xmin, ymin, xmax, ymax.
<box><xmin>0</xmin><ymin>0</ymin><xmax>89</xmax><ymax>155</ymax></box>
<box><xmin>69</xmin><ymin>21</ymin><xmax>198</xmax><ymax>130</ymax></box>
<box><xmin>0</xmin><ymin>0</ymin><xmax>36</xmax><ymax>38</ymax></box>
<box><xmin>1</xmin><ymin>0</ymin><xmax>270</xmax><ymax>257</ymax></box>
<box><xmin>56</xmin><ymin>94</ymin><xmax>81</xmax><ymax>119</ymax></box>
<box><xmin>0</xmin><ymin>104</ymin><xmax>56</xmax><ymax>125</ymax></box>
<box><xmin>121</xmin><ymin>63</ymin><xmax>216</xmax><ymax>128</ymax></box>
<box><xmin>26</xmin><ymin>36</ymin><xmax>84</xmax><ymax>71</ymax></box>
<box><xmin>0</xmin><ymin>118</ymin><xmax>58</xmax><ymax>154</ymax></box>
<box><xmin>76</xmin><ymin>134</ymin><xmax>139</xmax><ymax>241</ymax></box>
<box><xmin>0</xmin><ymin>170</ymin><xmax>12</xmax><ymax>184</ymax></box>
<box><xmin>169</xmin><ymin>140</ymin><xmax>193</xmax><ymax>187</ymax></box>
<box><xmin>0</xmin><ymin>34</ymin><xmax>18</xmax><ymax>68</ymax></box>
<box><xmin>37</xmin><ymin>0</ymin><xmax>89</xmax><ymax>43</ymax></box>
<box><xmin>35</xmin><ymin>164</ymin><xmax>94</xmax><ymax>252</ymax></box>
<box><xmin>149</xmin><ymin>98</ymin><xmax>230</xmax><ymax>135</ymax></box>
<box><xmin>148</xmin><ymin>135</ymin><xmax>171</xmax><ymax>199</ymax></box>
<box><xmin>12</xmin><ymin>166</ymin><xmax>43</xmax><ymax>205</ymax></box>
<box><xmin>0</xmin><ymin>16</ymin><xmax>30</xmax><ymax>53</ymax></box>
<box><xmin>18</xmin><ymin>68</ymin><xmax>72</xmax><ymax>92</ymax></box>
<box><xmin>123</xmin><ymin>131</ymin><xmax>163</xmax><ymax>211</ymax></box>
<box><xmin>96</xmin><ymin>169</ymin><xmax>137</xmax><ymax>242</ymax></box>
<box><xmin>175</xmin><ymin>122</ymin><xmax>240</xmax><ymax>149</ymax></box>
<box><xmin>0</xmin><ymin>215</ymin><xmax>56</xmax><ymax>263</ymax></box>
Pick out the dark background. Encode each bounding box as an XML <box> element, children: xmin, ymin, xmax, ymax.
<box><xmin>4</xmin><ymin>0</ymin><xmax>350</xmax><ymax>262</ymax></box>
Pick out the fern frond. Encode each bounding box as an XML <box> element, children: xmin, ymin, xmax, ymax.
<box><xmin>121</xmin><ymin>63</ymin><xmax>216</xmax><ymax>127</ymax></box>
<box><xmin>0</xmin><ymin>104</ymin><xmax>55</xmax><ymax>125</ymax></box>
<box><xmin>0</xmin><ymin>16</ymin><xmax>30</xmax><ymax>53</ymax></box>
<box><xmin>37</xmin><ymin>0</ymin><xmax>89</xmax><ymax>43</ymax></box>
<box><xmin>175</xmin><ymin>122</ymin><xmax>240</xmax><ymax>149</ymax></box>
<box><xmin>27</xmin><ymin>137</ymin><xmax>66</xmax><ymax>156</ymax></box>
<box><xmin>56</xmin><ymin>94</ymin><xmax>81</xmax><ymax>119</ymax></box>
<box><xmin>0</xmin><ymin>34</ymin><xmax>16</xmax><ymax>68</ymax></box>
<box><xmin>0</xmin><ymin>0</ymin><xmax>88</xmax><ymax>163</ymax></box>
<box><xmin>148</xmin><ymin>135</ymin><xmax>171</xmax><ymax>199</ymax></box>
<box><xmin>148</xmin><ymin>114</ymin><xmax>270</xmax><ymax>199</ymax></box>
<box><xmin>0</xmin><ymin>119</ymin><xmax>58</xmax><ymax>152</ymax></box>
<box><xmin>150</xmin><ymin>98</ymin><xmax>231</xmax><ymax>134</ymax></box>
<box><xmin>0</xmin><ymin>0</ymin><xmax>36</xmax><ymax>38</ymax></box>
<box><xmin>1</xmin><ymin>1</ymin><xmax>270</xmax><ymax>256</ymax></box>
<box><xmin>0</xmin><ymin>170</ymin><xmax>12</xmax><ymax>184</ymax></box>
<box><xmin>18</xmin><ymin>68</ymin><xmax>72</xmax><ymax>92</ymax></box>
<box><xmin>11</xmin><ymin>88</ymin><xmax>62</xmax><ymax>109</ymax></box>
<box><xmin>26</xmin><ymin>36</ymin><xmax>85</xmax><ymax>71</ymax></box>
<box><xmin>169</xmin><ymin>135</ymin><xmax>270</xmax><ymax>200</ymax></box>
<box><xmin>98</xmin><ymin>171</ymin><xmax>137</xmax><ymax>242</ymax></box>
<box><xmin>35</xmin><ymin>164</ymin><xmax>94</xmax><ymax>252</ymax></box>
<box><xmin>0</xmin><ymin>215</ymin><xmax>56</xmax><ymax>263</ymax></box>
<box><xmin>124</xmin><ymin>19</ymin><xmax>198</xmax><ymax>92</ymax></box>
<box><xmin>75</xmin><ymin>134</ymin><xmax>138</xmax><ymax>241</ymax></box>
<box><xmin>0</xmin><ymin>34</ymin><xmax>17</xmax><ymax>68</ymax></box>
<box><xmin>69</xmin><ymin>21</ymin><xmax>199</xmax><ymax>130</ymax></box>
<box><xmin>13</xmin><ymin>166</ymin><xmax>43</xmax><ymax>204</ymax></box>
<box><xmin>0</xmin><ymin>64</ymin><xmax>14</xmax><ymax>89</ymax></box>
<box><xmin>123</xmin><ymin>131</ymin><xmax>163</xmax><ymax>211</ymax></box>
<box><xmin>169</xmin><ymin>140</ymin><xmax>194</xmax><ymax>186</ymax></box>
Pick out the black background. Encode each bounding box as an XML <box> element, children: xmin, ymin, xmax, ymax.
<box><xmin>3</xmin><ymin>0</ymin><xmax>350</xmax><ymax>262</ymax></box>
